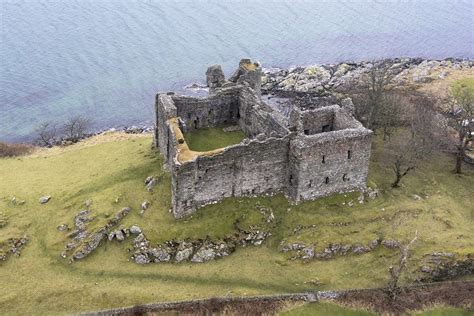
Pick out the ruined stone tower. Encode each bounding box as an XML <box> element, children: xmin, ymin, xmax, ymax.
<box><xmin>155</xmin><ymin>59</ymin><xmax>372</xmax><ymax>218</ymax></box>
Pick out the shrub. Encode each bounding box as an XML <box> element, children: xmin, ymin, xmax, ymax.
<box><xmin>0</xmin><ymin>142</ymin><xmax>34</xmax><ymax>157</ymax></box>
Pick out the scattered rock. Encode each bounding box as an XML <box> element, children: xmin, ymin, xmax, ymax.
<box><xmin>149</xmin><ymin>247</ymin><xmax>172</xmax><ymax>263</ymax></box>
<box><xmin>0</xmin><ymin>235</ymin><xmax>29</xmax><ymax>261</ymax></box>
<box><xmin>366</xmin><ymin>187</ymin><xmax>380</xmax><ymax>200</ymax></box>
<box><xmin>352</xmin><ymin>245</ymin><xmax>371</xmax><ymax>255</ymax></box>
<box><xmin>381</xmin><ymin>239</ymin><xmax>401</xmax><ymax>249</ymax></box>
<box><xmin>280</xmin><ymin>242</ymin><xmax>306</xmax><ymax>252</ymax></box>
<box><xmin>135</xmin><ymin>253</ymin><xmax>150</xmax><ymax>264</ymax></box>
<box><xmin>84</xmin><ymin>199</ymin><xmax>93</xmax><ymax>208</ymax></box>
<box><xmin>412</xmin><ymin>194</ymin><xmax>422</xmax><ymax>201</ymax></box>
<box><xmin>146</xmin><ymin>178</ymin><xmax>158</xmax><ymax>192</ymax></box>
<box><xmin>129</xmin><ymin>225</ymin><xmax>142</xmax><ymax>235</ymax></box>
<box><xmin>301</xmin><ymin>247</ymin><xmax>315</xmax><ymax>260</ymax></box>
<box><xmin>368</xmin><ymin>239</ymin><xmax>380</xmax><ymax>250</ymax></box>
<box><xmin>191</xmin><ymin>244</ymin><xmax>217</xmax><ymax>263</ymax></box>
<box><xmin>74</xmin><ymin>210</ymin><xmax>92</xmax><ymax>229</ymax></box>
<box><xmin>144</xmin><ymin>176</ymin><xmax>154</xmax><ymax>185</ymax></box>
<box><xmin>115</xmin><ymin>230</ymin><xmax>125</xmax><ymax>241</ymax></box>
<box><xmin>39</xmin><ymin>196</ymin><xmax>51</xmax><ymax>204</ymax></box>
<box><xmin>175</xmin><ymin>242</ymin><xmax>194</xmax><ymax>263</ymax></box>
<box><xmin>57</xmin><ymin>224</ymin><xmax>68</xmax><ymax>232</ymax></box>
<box><xmin>140</xmin><ymin>201</ymin><xmax>151</xmax><ymax>216</ymax></box>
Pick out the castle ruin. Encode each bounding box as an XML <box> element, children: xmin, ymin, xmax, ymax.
<box><xmin>155</xmin><ymin>59</ymin><xmax>372</xmax><ymax>218</ymax></box>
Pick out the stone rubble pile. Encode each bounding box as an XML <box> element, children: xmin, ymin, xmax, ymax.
<box><xmin>418</xmin><ymin>252</ymin><xmax>474</xmax><ymax>282</ymax></box>
<box><xmin>60</xmin><ymin>206</ymin><xmax>131</xmax><ymax>261</ymax></box>
<box><xmin>131</xmin><ymin>226</ymin><xmax>271</xmax><ymax>265</ymax></box>
<box><xmin>0</xmin><ymin>235</ymin><xmax>29</xmax><ymax>261</ymax></box>
<box><xmin>280</xmin><ymin>237</ymin><xmax>407</xmax><ymax>261</ymax></box>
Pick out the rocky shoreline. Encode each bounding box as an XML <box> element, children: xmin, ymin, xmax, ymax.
<box><xmin>22</xmin><ymin>57</ymin><xmax>472</xmax><ymax>148</ymax></box>
<box><xmin>260</xmin><ymin>57</ymin><xmax>473</xmax><ymax>94</ymax></box>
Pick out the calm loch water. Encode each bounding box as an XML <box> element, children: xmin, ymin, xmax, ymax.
<box><xmin>1</xmin><ymin>0</ymin><xmax>473</xmax><ymax>142</ymax></box>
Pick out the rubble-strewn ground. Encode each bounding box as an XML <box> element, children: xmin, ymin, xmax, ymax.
<box><xmin>1</xmin><ymin>127</ymin><xmax>472</xmax><ymax>314</ymax></box>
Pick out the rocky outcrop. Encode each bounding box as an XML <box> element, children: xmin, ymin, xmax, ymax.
<box><xmin>280</xmin><ymin>238</ymin><xmax>407</xmax><ymax>261</ymax></box>
<box><xmin>61</xmin><ymin>207</ymin><xmax>131</xmax><ymax>261</ymax></box>
<box><xmin>262</xmin><ymin>58</ymin><xmax>473</xmax><ymax>95</ymax></box>
<box><xmin>418</xmin><ymin>252</ymin><xmax>474</xmax><ymax>282</ymax></box>
<box><xmin>131</xmin><ymin>226</ymin><xmax>270</xmax><ymax>265</ymax></box>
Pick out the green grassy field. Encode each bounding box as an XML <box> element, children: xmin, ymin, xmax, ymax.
<box><xmin>183</xmin><ymin>125</ymin><xmax>246</xmax><ymax>151</ymax></box>
<box><xmin>0</xmin><ymin>131</ymin><xmax>473</xmax><ymax>315</ymax></box>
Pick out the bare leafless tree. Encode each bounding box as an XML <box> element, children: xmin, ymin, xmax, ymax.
<box><xmin>386</xmin><ymin>231</ymin><xmax>418</xmax><ymax>301</ymax></box>
<box><xmin>34</xmin><ymin>121</ymin><xmax>57</xmax><ymax>147</ymax></box>
<box><xmin>63</xmin><ymin>115</ymin><xmax>91</xmax><ymax>142</ymax></box>
<box><xmin>354</xmin><ymin>61</ymin><xmax>393</xmax><ymax>131</ymax></box>
<box><xmin>378</xmin><ymin>93</ymin><xmax>403</xmax><ymax>141</ymax></box>
<box><xmin>384</xmin><ymin>126</ymin><xmax>438</xmax><ymax>189</ymax></box>
<box><xmin>445</xmin><ymin>85</ymin><xmax>473</xmax><ymax>174</ymax></box>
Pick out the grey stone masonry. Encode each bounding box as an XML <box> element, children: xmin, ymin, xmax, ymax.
<box><xmin>155</xmin><ymin>59</ymin><xmax>372</xmax><ymax>218</ymax></box>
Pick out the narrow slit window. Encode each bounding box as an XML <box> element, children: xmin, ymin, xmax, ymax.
<box><xmin>322</xmin><ymin>155</ymin><xmax>326</xmax><ymax>163</ymax></box>
<box><xmin>325</xmin><ymin>177</ymin><xmax>329</xmax><ymax>184</ymax></box>
<box><xmin>343</xmin><ymin>174</ymin><xmax>348</xmax><ymax>182</ymax></box>
<box><xmin>348</xmin><ymin>150</ymin><xmax>352</xmax><ymax>159</ymax></box>
<box><xmin>304</xmin><ymin>129</ymin><xmax>310</xmax><ymax>135</ymax></box>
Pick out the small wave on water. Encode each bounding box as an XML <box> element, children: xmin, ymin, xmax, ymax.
<box><xmin>1</xmin><ymin>0</ymin><xmax>473</xmax><ymax>142</ymax></box>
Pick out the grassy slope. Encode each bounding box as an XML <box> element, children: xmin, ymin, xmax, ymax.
<box><xmin>0</xmin><ymin>131</ymin><xmax>473</xmax><ymax>315</ymax></box>
<box><xmin>183</xmin><ymin>125</ymin><xmax>246</xmax><ymax>151</ymax></box>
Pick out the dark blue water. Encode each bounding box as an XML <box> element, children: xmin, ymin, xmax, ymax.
<box><xmin>1</xmin><ymin>0</ymin><xmax>473</xmax><ymax>142</ymax></box>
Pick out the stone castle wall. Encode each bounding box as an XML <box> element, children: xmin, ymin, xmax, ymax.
<box><xmin>289</xmin><ymin>129</ymin><xmax>372</xmax><ymax>202</ymax></box>
<box><xmin>155</xmin><ymin>59</ymin><xmax>372</xmax><ymax>218</ymax></box>
<box><xmin>172</xmin><ymin>136</ymin><xmax>290</xmax><ymax>218</ymax></box>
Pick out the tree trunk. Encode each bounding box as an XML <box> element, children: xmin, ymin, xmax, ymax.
<box><xmin>455</xmin><ymin>151</ymin><xmax>463</xmax><ymax>174</ymax></box>
<box><xmin>391</xmin><ymin>175</ymin><xmax>401</xmax><ymax>188</ymax></box>
<box><xmin>455</xmin><ymin>135</ymin><xmax>467</xmax><ymax>174</ymax></box>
